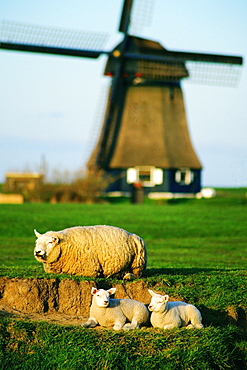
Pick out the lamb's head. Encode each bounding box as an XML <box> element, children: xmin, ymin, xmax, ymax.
<box><xmin>34</xmin><ymin>229</ymin><xmax>61</xmax><ymax>263</ymax></box>
<box><xmin>91</xmin><ymin>287</ymin><xmax>116</xmax><ymax>308</ymax></box>
<box><xmin>148</xmin><ymin>289</ymin><xmax>169</xmax><ymax>313</ymax></box>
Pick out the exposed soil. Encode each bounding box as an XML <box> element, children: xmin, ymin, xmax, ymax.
<box><xmin>0</xmin><ymin>277</ymin><xmax>246</xmax><ymax>329</ymax></box>
<box><xmin>0</xmin><ymin>277</ymin><xmax>151</xmax><ymax>327</ymax></box>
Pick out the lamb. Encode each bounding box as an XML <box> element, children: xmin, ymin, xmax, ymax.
<box><xmin>34</xmin><ymin>225</ymin><xmax>147</xmax><ymax>279</ymax></box>
<box><xmin>148</xmin><ymin>289</ymin><xmax>203</xmax><ymax>329</ymax></box>
<box><xmin>82</xmin><ymin>287</ymin><xmax>149</xmax><ymax>330</ymax></box>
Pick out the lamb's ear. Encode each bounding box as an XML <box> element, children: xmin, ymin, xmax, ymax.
<box><xmin>108</xmin><ymin>287</ymin><xmax>116</xmax><ymax>295</ymax></box>
<box><xmin>148</xmin><ymin>289</ymin><xmax>156</xmax><ymax>297</ymax></box>
<box><xmin>91</xmin><ymin>287</ymin><xmax>98</xmax><ymax>295</ymax></box>
<box><xmin>34</xmin><ymin>229</ymin><xmax>41</xmax><ymax>238</ymax></box>
<box><xmin>163</xmin><ymin>295</ymin><xmax>169</xmax><ymax>302</ymax></box>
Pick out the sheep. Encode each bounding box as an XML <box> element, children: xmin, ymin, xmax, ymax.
<box><xmin>82</xmin><ymin>287</ymin><xmax>149</xmax><ymax>330</ymax></box>
<box><xmin>148</xmin><ymin>289</ymin><xmax>203</xmax><ymax>329</ymax></box>
<box><xmin>34</xmin><ymin>225</ymin><xmax>147</xmax><ymax>279</ymax></box>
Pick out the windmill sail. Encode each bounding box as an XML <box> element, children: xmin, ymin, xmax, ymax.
<box><xmin>0</xmin><ymin>20</ymin><xmax>108</xmax><ymax>58</ymax></box>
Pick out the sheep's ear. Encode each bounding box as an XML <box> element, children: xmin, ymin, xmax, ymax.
<box><xmin>34</xmin><ymin>229</ymin><xmax>41</xmax><ymax>238</ymax></box>
<box><xmin>163</xmin><ymin>295</ymin><xmax>169</xmax><ymax>302</ymax></box>
<box><xmin>91</xmin><ymin>287</ymin><xmax>98</xmax><ymax>295</ymax></box>
<box><xmin>52</xmin><ymin>236</ymin><xmax>60</xmax><ymax>244</ymax></box>
<box><xmin>108</xmin><ymin>288</ymin><xmax>116</xmax><ymax>295</ymax></box>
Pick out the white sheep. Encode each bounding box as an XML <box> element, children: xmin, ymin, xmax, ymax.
<box><xmin>148</xmin><ymin>289</ymin><xmax>203</xmax><ymax>329</ymax></box>
<box><xmin>82</xmin><ymin>287</ymin><xmax>149</xmax><ymax>330</ymax></box>
<box><xmin>34</xmin><ymin>225</ymin><xmax>147</xmax><ymax>279</ymax></box>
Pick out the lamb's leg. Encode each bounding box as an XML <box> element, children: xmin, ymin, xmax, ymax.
<box><xmin>186</xmin><ymin>324</ymin><xmax>195</xmax><ymax>329</ymax></box>
<box><xmin>195</xmin><ymin>323</ymin><xmax>204</xmax><ymax>328</ymax></box>
<box><xmin>186</xmin><ymin>322</ymin><xmax>204</xmax><ymax>329</ymax></box>
<box><xmin>190</xmin><ymin>311</ymin><xmax>204</xmax><ymax>329</ymax></box>
<box><xmin>113</xmin><ymin>324</ymin><xmax>124</xmax><ymax>330</ymax></box>
<box><xmin>123</xmin><ymin>320</ymin><xmax>139</xmax><ymax>330</ymax></box>
<box><xmin>163</xmin><ymin>324</ymin><xmax>178</xmax><ymax>329</ymax></box>
<box><xmin>113</xmin><ymin>318</ymin><xmax>126</xmax><ymax>330</ymax></box>
<box><xmin>163</xmin><ymin>318</ymin><xmax>181</xmax><ymax>329</ymax></box>
<box><xmin>188</xmin><ymin>321</ymin><xmax>204</xmax><ymax>329</ymax></box>
<box><xmin>81</xmin><ymin>317</ymin><xmax>98</xmax><ymax>328</ymax></box>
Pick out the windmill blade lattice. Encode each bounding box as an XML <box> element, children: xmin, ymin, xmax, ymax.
<box><xmin>129</xmin><ymin>0</ymin><xmax>155</xmax><ymax>35</ymax></box>
<box><xmin>0</xmin><ymin>20</ymin><xmax>109</xmax><ymax>57</ymax></box>
<box><xmin>130</xmin><ymin>58</ymin><xmax>242</xmax><ymax>87</ymax></box>
<box><xmin>185</xmin><ymin>61</ymin><xmax>242</xmax><ymax>87</ymax></box>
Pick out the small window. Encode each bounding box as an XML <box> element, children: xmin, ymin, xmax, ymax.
<box><xmin>127</xmin><ymin>167</ymin><xmax>163</xmax><ymax>187</ymax></box>
<box><xmin>175</xmin><ymin>169</ymin><xmax>194</xmax><ymax>185</ymax></box>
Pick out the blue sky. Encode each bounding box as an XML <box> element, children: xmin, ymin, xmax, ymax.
<box><xmin>0</xmin><ymin>0</ymin><xmax>246</xmax><ymax>187</ymax></box>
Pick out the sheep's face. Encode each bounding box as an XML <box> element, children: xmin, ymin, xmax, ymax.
<box><xmin>91</xmin><ymin>287</ymin><xmax>116</xmax><ymax>308</ymax></box>
<box><xmin>34</xmin><ymin>229</ymin><xmax>61</xmax><ymax>263</ymax></box>
<box><xmin>148</xmin><ymin>289</ymin><xmax>169</xmax><ymax>313</ymax></box>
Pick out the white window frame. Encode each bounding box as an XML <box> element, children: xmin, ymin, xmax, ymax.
<box><xmin>127</xmin><ymin>167</ymin><xmax>163</xmax><ymax>187</ymax></box>
<box><xmin>175</xmin><ymin>168</ymin><xmax>194</xmax><ymax>185</ymax></box>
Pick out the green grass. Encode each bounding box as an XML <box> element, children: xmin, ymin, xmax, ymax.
<box><xmin>0</xmin><ymin>188</ymin><xmax>246</xmax><ymax>271</ymax></box>
<box><xmin>0</xmin><ymin>320</ymin><xmax>245</xmax><ymax>370</ymax></box>
<box><xmin>0</xmin><ymin>188</ymin><xmax>246</xmax><ymax>369</ymax></box>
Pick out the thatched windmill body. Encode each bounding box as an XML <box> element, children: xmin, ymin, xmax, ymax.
<box><xmin>88</xmin><ymin>35</ymin><xmax>203</xmax><ymax>196</ymax></box>
<box><xmin>0</xmin><ymin>0</ymin><xmax>243</xmax><ymax>197</ymax></box>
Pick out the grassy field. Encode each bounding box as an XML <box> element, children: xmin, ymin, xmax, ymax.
<box><xmin>0</xmin><ymin>188</ymin><xmax>246</xmax><ymax>369</ymax></box>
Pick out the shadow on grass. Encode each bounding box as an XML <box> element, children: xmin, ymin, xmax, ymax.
<box><xmin>144</xmin><ymin>267</ymin><xmax>245</xmax><ymax>277</ymax></box>
<box><xmin>199</xmin><ymin>305</ymin><xmax>247</xmax><ymax>330</ymax></box>
<box><xmin>0</xmin><ymin>310</ymin><xmax>16</xmax><ymax>319</ymax></box>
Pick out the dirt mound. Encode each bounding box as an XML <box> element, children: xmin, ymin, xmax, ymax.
<box><xmin>0</xmin><ymin>277</ymin><xmax>246</xmax><ymax>329</ymax></box>
<box><xmin>0</xmin><ymin>277</ymin><xmax>151</xmax><ymax>326</ymax></box>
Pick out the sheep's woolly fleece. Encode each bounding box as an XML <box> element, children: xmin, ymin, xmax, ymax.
<box><xmin>34</xmin><ymin>225</ymin><xmax>147</xmax><ymax>279</ymax></box>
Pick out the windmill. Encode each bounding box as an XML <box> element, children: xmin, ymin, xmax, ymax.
<box><xmin>0</xmin><ymin>0</ymin><xmax>243</xmax><ymax>198</ymax></box>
